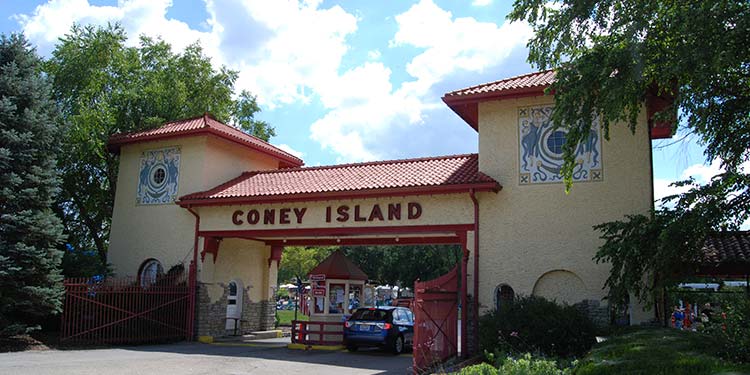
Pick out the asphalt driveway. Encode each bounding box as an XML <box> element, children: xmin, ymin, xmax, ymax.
<box><xmin>0</xmin><ymin>340</ymin><xmax>413</xmax><ymax>375</ymax></box>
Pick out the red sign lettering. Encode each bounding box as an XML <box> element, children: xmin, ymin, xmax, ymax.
<box><xmin>230</xmin><ymin>202</ymin><xmax>423</xmax><ymax>226</ymax></box>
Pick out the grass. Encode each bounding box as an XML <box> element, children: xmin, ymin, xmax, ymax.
<box><xmin>575</xmin><ymin>327</ymin><xmax>750</xmax><ymax>375</ymax></box>
<box><xmin>276</xmin><ymin>310</ymin><xmax>309</xmax><ymax>326</ymax></box>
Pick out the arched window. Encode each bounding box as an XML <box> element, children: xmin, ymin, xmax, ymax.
<box><xmin>139</xmin><ymin>259</ymin><xmax>163</xmax><ymax>288</ymax></box>
<box><xmin>495</xmin><ymin>284</ymin><xmax>515</xmax><ymax>310</ymax></box>
<box><xmin>228</xmin><ymin>281</ymin><xmax>238</xmax><ymax>305</ymax></box>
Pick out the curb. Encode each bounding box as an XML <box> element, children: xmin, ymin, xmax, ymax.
<box><xmin>287</xmin><ymin>343</ymin><xmax>345</xmax><ymax>351</ymax></box>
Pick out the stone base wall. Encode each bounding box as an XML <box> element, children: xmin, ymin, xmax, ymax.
<box><xmin>196</xmin><ymin>282</ymin><xmax>276</xmax><ymax>337</ymax></box>
<box><xmin>575</xmin><ymin>299</ymin><xmax>610</xmax><ymax>327</ymax></box>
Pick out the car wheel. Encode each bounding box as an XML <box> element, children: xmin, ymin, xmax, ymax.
<box><xmin>391</xmin><ymin>335</ymin><xmax>404</xmax><ymax>355</ymax></box>
<box><xmin>346</xmin><ymin>345</ymin><xmax>358</xmax><ymax>352</ymax></box>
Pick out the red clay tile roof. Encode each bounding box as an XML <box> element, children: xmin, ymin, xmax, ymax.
<box><xmin>702</xmin><ymin>232</ymin><xmax>750</xmax><ymax>264</ymax></box>
<box><xmin>108</xmin><ymin>114</ymin><xmax>303</xmax><ymax>168</ymax></box>
<box><xmin>178</xmin><ymin>153</ymin><xmax>500</xmax><ymax>205</ymax></box>
<box><xmin>442</xmin><ymin>70</ymin><xmax>556</xmax><ymax>131</ymax></box>
<box><xmin>309</xmin><ymin>250</ymin><xmax>368</xmax><ymax>281</ymax></box>
<box><xmin>444</xmin><ymin>70</ymin><xmax>556</xmax><ymax>99</ymax></box>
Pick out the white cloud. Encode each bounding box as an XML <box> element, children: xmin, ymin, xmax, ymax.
<box><xmin>308</xmin><ymin>0</ymin><xmax>532</xmax><ymax>161</ymax></box>
<box><xmin>15</xmin><ymin>0</ymin><xmax>531</xmax><ymax>163</ymax></box>
<box><xmin>391</xmin><ymin>0</ymin><xmax>533</xmax><ymax>93</ymax></box>
<box><xmin>472</xmin><ymin>0</ymin><xmax>492</xmax><ymax>6</ymax></box>
<box><xmin>15</xmin><ymin>0</ymin><xmax>216</xmax><ymax>56</ymax></box>
<box><xmin>277</xmin><ymin>144</ymin><xmax>305</xmax><ymax>159</ymax></box>
<box><xmin>367</xmin><ymin>49</ymin><xmax>381</xmax><ymax>60</ymax></box>
<box><xmin>654</xmin><ymin>159</ymin><xmax>749</xmax><ymax>202</ymax></box>
<box><xmin>206</xmin><ymin>0</ymin><xmax>358</xmax><ymax>108</ymax></box>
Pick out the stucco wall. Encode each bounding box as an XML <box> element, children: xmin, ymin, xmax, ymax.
<box><xmin>202</xmin><ymin>136</ymin><xmax>280</xmax><ymax>189</ymax></box>
<box><xmin>476</xmin><ymin>95</ymin><xmax>653</xmax><ymax>322</ymax></box>
<box><xmin>199</xmin><ymin>238</ymin><xmax>272</xmax><ymax>302</ymax></box>
<box><xmin>108</xmin><ymin>137</ymin><xmax>206</xmax><ymax>277</ymax></box>
<box><xmin>108</xmin><ymin>134</ymin><xmax>282</xmax><ymax>278</ymax></box>
<box><xmin>196</xmin><ymin>194</ymin><xmax>474</xmax><ymax>232</ymax></box>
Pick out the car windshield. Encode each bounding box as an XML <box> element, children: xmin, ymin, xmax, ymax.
<box><xmin>350</xmin><ymin>309</ymin><xmax>389</xmax><ymax>321</ymax></box>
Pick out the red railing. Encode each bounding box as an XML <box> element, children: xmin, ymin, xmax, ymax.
<box><xmin>291</xmin><ymin>320</ymin><xmax>344</xmax><ymax>346</ymax></box>
<box><xmin>413</xmin><ymin>266</ymin><xmax>459</xmax><ymax>373</ymax></box>
<box><xmin>60</xmin><ymin>263</ymin><xmax>194</xmax><ymax>345</ymax></box>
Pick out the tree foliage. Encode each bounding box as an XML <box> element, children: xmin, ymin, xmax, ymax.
<box><xmin>341</xmin><ymin>245</ymin><xmax>461</xmax><ymax>286</ymax></box>
<box><xmin>510</xmin><ymin>0</ymin><xmax>750</xmax><ymax>315</ymax></box>
<box><xmin>277</xmin><ymin>246</ymin><xmax>335</xmax><ymax>284</ymax></box>
<box><xmin>45</xmin><ymin>24</ymin><xmax>275</xmax><ymax>265</ymax></box>
<box><xmin>277</xmin><ymin>245</ymin><xmax>461</xmax><ymax>287</ymax></box>
<box><xmin>0</xmin><ymin>34</ymin><xmax>65</xmax><ymax>335</ymax></box>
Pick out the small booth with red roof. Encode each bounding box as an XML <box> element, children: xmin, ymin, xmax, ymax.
<box><xmin>292</xmin><ymin>250</ymin><xmax>369</xmax><ymax>346</ymax></box>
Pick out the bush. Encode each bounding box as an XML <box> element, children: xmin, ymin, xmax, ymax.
<box><xmin>455</xmin><ymin>363</ymin><xmax>498</xmax><ymax>375</ymax></box>
<box><xmin>701</xmin><ymin>294</ymin><xmax>750</xmax><ymax>362</ymax></box>
<box><xmin>498</xmin><ymin>354</ymin><xmax>571</xmax><ymax>375</ymax></box>
<box><xmin>455</xmin><ymin>354</ymin><xmax>573</xmax><ymax>375</ymax></box>
<box><xmin>478</xmin><ymin>295</ymin><xmax>596</xmax><ymax>358</ymax></box>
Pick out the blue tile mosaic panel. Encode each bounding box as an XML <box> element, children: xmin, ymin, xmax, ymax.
<box><xmin>137</xmin><ymin>147</ymin><xmax>181</xmax><ymax>204</ymax></box>
<box><xmin>518</xmin><ymin>105</ymin><xmax>603</xmax><ymax>184</ymax></box>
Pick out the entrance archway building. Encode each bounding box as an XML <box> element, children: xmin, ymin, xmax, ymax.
<box><xmin>106</xmin><ymin>70</ymin><xmax>671</xmax><ymax>347</ymax></box>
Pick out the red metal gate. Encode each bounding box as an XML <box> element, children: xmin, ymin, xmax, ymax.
<box><xmin>413</xmin><ymin>266</ymin><xmax>459</xmax><ymax>373</ymax></box>
<box><xmin>60</xmin><ymin>263</ymin><xmax>195</xmax><ymax>345</ymax></box>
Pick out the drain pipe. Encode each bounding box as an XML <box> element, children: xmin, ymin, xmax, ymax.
<box><xmin>187</xmin><ymin>206</ymin><xmax>200</xmax><ymax>267</ymax></box>
<box><xmin>469</xmin><ymin>189</ymin><xmax>480</xmax><ymax>353</ymax></box>
<box><xmin>186</xmin><ymin>206</ymin><xmax>200</xmax><ymax>340</ymax></box>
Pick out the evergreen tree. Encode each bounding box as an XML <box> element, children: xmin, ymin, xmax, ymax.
<box><xmin>0</xmin><ymin>34</ymin><xmax>65</xmax><ymax>336</ymax></box>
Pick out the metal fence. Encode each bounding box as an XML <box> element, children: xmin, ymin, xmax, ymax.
<box><xmin>60</xmin><ymin>263</ymin><xmax>195</xmax><ymax>345</ymax></box>
<box><xmin>413</xmin><ymin>266</ymin><xmax>459</xmax><ymax>373</ymax></box>
<box><xmin>291</xmin><ymin>320</ymin><xmax>344</xmax><ymax>346</ymax></box>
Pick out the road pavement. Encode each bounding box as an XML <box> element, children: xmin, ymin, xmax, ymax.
<box><xmin>0</xmin><ymin>339</ymin><xmax>413</xmax><ymax>375</ymax></box>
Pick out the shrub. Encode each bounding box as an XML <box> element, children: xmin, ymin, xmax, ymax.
<box><xmin>498</xmin><ymin>354</ymin><xmax>572</xmax><ymax>375</ymax></box>
<box><xmin>701</xmin><ymin>294</ymin><xmax>750</xmax><ymax>363</ymax></box>
<box><xmin>478</xmin><ymin>295</ymin><xmax>596</xmax><ymax>358</ymax></box>
<box><xmin>454</xmin><ymin>363</ymin><xmax>498</xmax><ymax>375</ymax></box>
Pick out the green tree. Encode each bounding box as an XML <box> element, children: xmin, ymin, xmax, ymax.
<box><xmin>232</xmin><ymin>90</ymin><xmax>276</xmax><ymax>141</ymax></box>
<box><xmin>0</xmin><ymin>34</ymin><xmax>65</xmax><ymax>335</ymax></box>
<box><xmin>277</xmin><ymin>247</ymin><xmax>335</xmax><ymax>284</ymax></box>
<box><xmin>341</xmin><ymin>245</ymin><xmax>461</xmax><ymax>286</ymax></box>
<box><xmin>509</xmin><ymin>1</ymin><xmax>750</xmax><ymax>318</ymax></box>
<box><xmin>45</xmin><ymin>24</ymin><xmax>274</xmax><ymax>265</ymax></box>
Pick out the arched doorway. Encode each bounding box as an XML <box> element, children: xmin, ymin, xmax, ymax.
<box><xmin>494</xmin><ymin>284</ymin><xmax>514</xmax><ymax>310</ymax></box>
<box><xmin>225</xmin><ymin>279</ymin><xmax>244</xmax><ymax>331</ymax></box>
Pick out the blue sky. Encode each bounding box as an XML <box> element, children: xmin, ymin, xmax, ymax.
<box><xmin>0</xmin><ymin>0</ymin><xmax>720</xmax><ymax>200</ymax></box>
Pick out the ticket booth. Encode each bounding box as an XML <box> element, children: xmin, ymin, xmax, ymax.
<box><xmin>293</xmin><ymin>250</ymin><xmax>368</xmax><ymax>346</ymax></box>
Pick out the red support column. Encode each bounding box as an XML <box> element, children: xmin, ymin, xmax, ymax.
<box><xmin>460</xmin><ymin>231</ymin><xmax>468</xmax><ymax>358</ymax></box>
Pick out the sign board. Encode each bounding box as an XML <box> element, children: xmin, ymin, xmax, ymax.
<box><xmin>310</xmin><ymin>274</ymin><xmax>326</xmax><ymax>281</ymax></box>
<box><xmin>312</xmin><ymin>288</ymin><xmax>326</xmax><ymax>297</ymax></box>
<box><xmin>231</xmin><ymin>202</ymin><xmax>423</xmax><ymax>226</ymax></box>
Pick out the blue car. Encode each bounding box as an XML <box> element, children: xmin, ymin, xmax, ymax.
<box><xmin>343</xmin><ymin>306</ymin><xmax>414</xmax><ymax>354</ymax></box>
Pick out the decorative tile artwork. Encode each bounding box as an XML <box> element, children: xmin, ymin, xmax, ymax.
<box><xmin>518</xmin><ymin>105</ymin><xmax>603</xmax><ymax>185</ymax></box>
<box><xmin>137</xmin><ymin>147</ymin><xmax>181</xmax><ymax>204</ymax></box>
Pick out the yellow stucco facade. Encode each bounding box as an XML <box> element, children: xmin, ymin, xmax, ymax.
<box><xmin>474</xmin><ymin>96</ymin><xmax>653</xmax><ymax>320</ymax></box>
<box><xmin>106</xmin><ymin>79</ymin><xmax>659</xmax><ymax>338</ymax></box>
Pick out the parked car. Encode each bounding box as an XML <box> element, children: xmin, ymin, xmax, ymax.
<box><xmin>343</xmin><ymin>306</ymin><xmax>414</xmax><ymax>354</ymax></box>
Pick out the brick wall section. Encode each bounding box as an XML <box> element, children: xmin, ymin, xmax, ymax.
<box><xmin>575</xmin><ymin>299</ymin><xmax>610</xmax><ymax>327</ymax></box>
<box><xmin>195</xmin><ymin>283</ymin><xmax>276</xmax><ymax>337</ymax></box>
